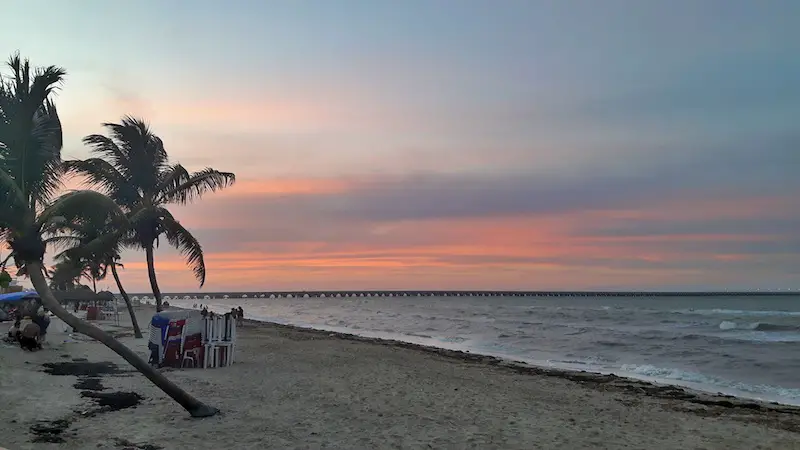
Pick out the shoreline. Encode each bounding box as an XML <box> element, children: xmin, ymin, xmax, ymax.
<box><xmin>172</xmin><ymin>304</ymin><xmax>800</xmax><ymax>410</ymax></box>
<box><xmin>2</xmin><ymin>305</ymin><xmax>799</xmax><ymax>449</ymax></box>
<box><xmin>236</xmin><ymin>316</ymin><xmax>800</xmax><ymax>418</ymax></box>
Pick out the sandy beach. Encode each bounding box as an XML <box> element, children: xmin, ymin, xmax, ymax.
<box><xmin>1</xmin><ymin>306</ymin><xmax>799</xmax><ymax>450</ymax></box>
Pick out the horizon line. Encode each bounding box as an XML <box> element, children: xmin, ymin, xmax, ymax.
<box><xmin>124</xmin><ymin>289</ymin><xmax>800</xmax><ymax>297</ymax></box>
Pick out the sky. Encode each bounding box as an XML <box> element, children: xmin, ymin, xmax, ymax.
<box><xmin>2</xmin><ymin>0</ymin><xmax>799</xmax><ymax>292</ymax></box>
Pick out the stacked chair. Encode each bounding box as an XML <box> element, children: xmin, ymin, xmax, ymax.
<box><xmin>202</xmin><ymin>313</ymin><xmax>236</xmax><ymax>368</ymax></box>
<box><xmin>148</xmin><ymin>310</ymin><xmax>236</xmax><ymax>368</ymax></box>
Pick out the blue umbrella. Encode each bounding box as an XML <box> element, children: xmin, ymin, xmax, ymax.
<box><xmin>0</xmin><ymin>291</ymin><xmax>39</xmax><ymax>303</ymax></box>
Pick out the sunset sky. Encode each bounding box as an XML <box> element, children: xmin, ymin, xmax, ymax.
<box><xmin>2</xmin><ymin>1</ymin><xmax>799</xmax><ymax>292</ymax></box>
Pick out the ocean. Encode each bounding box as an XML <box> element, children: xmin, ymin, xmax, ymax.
<box><xmin>159</xmin><ymin>294</ymin><xmax>800</xmax><ymax>405</ymax></box>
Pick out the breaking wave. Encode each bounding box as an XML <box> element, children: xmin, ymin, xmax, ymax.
<box><xmin>719</xmin><ymin>321</ymin><xmax>800</xmax><ymax>332</ymax></box>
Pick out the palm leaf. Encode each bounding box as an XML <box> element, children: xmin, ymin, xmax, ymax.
<box><xmin>80</xmin><ymin>134</ymin><xmax>131</xmax><ymax>179</ymax></box>
<box><xmin>26</xmin><ymin>99</ymin><xmax>64</xmax><ymax>208</ymax></box>
<box><xmin>62</xmin><ymin>158</ymin><xmax>140</xmax><ymax>206</ymax></box>
<box><xmin>157</xmin><ymin>165</ymin><xmax>236</xmax><ymax>204</ymax></box>
<box><xmin>0</xmin><ymin>55</ymin><xmax>66</xmax><ymax>207</ymax></box>
<box><xmin>37</xmin><ymin>190</ymin><xmax>127</xmax><ymax>231</ymax></box>
<box><xmin>161</xmin><ymin>216</ymin><xmax>206</xmax><ymax>286</ymax></box>
<box><xmin>43</xmin><ymin>235</ymin><xmax>82</xmax><ymax>252</ymax></box>
<box><xmin>0</xmin><ymin>166</ymin><xmax>26</xmax><ymax>208</ymax></box>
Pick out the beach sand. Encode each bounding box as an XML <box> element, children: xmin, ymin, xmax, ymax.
<box><xmin>1</xmin><ymin>306</ymin><xmax>799</xmax><ymax>450</ymax></box>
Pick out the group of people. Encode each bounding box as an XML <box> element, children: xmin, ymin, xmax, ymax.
<box><xmin>198</xmin><ymin>305</ymin><xmax>245</xmax><ymax>326</ymax></box>
<box><xmin>4</xmin><ymin>306</ymin><xmax>50</xmax><ymax>351</ymax></box>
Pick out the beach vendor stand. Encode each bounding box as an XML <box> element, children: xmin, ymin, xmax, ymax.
<box><xmin>148</xmin><ymin>310</ymin><xmax>236</xmax><ymax>369</ymax></box>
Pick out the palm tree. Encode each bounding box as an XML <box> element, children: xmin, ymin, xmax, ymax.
<box><xmin>46</xmin><ymin>258</ymin><xmax>84</xmax><ymax>291</ymax></box>
<box><xmin>0</xmin><ymin>54</ymin><xmax>218</xmax><ymax>417</ymax></box>
<box><xmin>108</xmin><ymin>257</ymin><xmax>142</xmax><ymax>337</ymax></box>
<box><xmin>51</xmin><ymin>216</ymin><xmax>143</xmax><ymax>338</ymax></box>
<box><xmin>65</xmin><ymin>117</ymin><xmax>235</xmax><ymax>312</ymax></box>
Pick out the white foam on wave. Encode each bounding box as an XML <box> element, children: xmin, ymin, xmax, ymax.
<box><xmin>618</xmin><ymin>364</ymin><xmax>800</xmax><ymax>405</ymax></box>
<box><xmin>716</xmin><ymin>321</ymin><xmax>800</xmax><ymax>342</ymax></box>
<box><xmin>681</xmin><ymin>308</ymin><xmax>800</xmax><ymax>317</ymax></box>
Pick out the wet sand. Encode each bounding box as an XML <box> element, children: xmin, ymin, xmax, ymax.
<box><xmin>0</xmin><ymin>306</ymin><xmax>798</xmax><ymax>449</ymax></box>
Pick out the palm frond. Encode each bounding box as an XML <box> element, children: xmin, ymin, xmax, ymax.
<box><xmin>0</xmin><ymin>54</ymin><xmax>65</xmax><ymax>213</ymax></box>
<box><xmin>62</xmin><ymin>158</ymin><xmax>140</xmax><ymax>207</ymax></box>
<box><xmin>161</xmin><ymin>216</ymin><xmax>206</xmax><ymax>286</ymax></box>
<box><xmin>26</xmin><ymin>99</ymin><xmax>64</xmax><ymax>208</ymax></box>
<box><xmin>0</xmin><ymin>165</ymin><xmax>26</xmax><ymax>207</ymax></box>
<box><xmin>84</xmin><ymin>117</ymin><xmax>172</xmax><ymax>203</ymax></box>
<box><xmin>81</xmin><ymin>133</ymin><xmax>131</xmax><ymax>178</ymax></box>
<box><xmin>157</xmin><ymin>165</ymin><xmax>236</xmax><ymax>204</ymax></box>
<box><xmin>80</xmin><ymin>228</ymin><xmax>128</xmax><ymax>259</ymax></box>
<box><xmin>38</xmin><ymin>190</ymin><xmax>127</xmax><ymax>229</ymax></box>
<box><xmin>0</xmin><ymin>169</ymin><xmax>27</xmax><ymax>231</ymax></box>
<box><xmin>43</xmin><ymin>235</ymin><xmax>82</xmax><ymax>252</ymax></box>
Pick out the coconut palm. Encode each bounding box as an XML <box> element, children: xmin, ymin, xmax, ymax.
<box><xmin>0</xmin><ymin>54</ymin><xmax>217</xmax><ymax>417</ymax></box>
<box><xmin>64</xmin><ymin>117</ymin><xmax>235</xmax><ymax>312</ymax></box>
<box><xmin>46</xmin><ymin>258</ymin><xmax>85</xmax><ymax>291</ymax></box>
<box><xmin>107</xmin><ymin>257</ymin><xmax>141</xmax><ymax>336</ymax></box>
<box><xmin>51</xmin><ymin>216</ymin><xmax>143</xmax><ymax>338</ymax></box>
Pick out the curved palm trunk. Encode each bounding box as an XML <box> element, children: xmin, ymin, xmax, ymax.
<box><xmin>28</xmin><ymin>261</ymin><xmax>219</xmax><ymax>418</ymax></box>
<box><xmin>145</xmin><ymin>244</ymin><xmax>164</xmax><ymax>312</ymax></box>
<box><xmin>111</xmin><ymin>263</ymin><xmax>143</xmax><ymax>339</ymax></box>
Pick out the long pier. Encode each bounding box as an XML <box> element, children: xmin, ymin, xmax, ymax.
<box><xmin>127</xmin><ymin>290</ymin><xmax>799</xmax><ymax>300</ymax></box>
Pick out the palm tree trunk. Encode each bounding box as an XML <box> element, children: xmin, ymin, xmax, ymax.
<box><xmin>27</xmin><ymin>262</ymin><xmax>218</xmax><ymax>417</ymax></box>
<box><xmin>111</xmin><ymin>263</ymin><xmax>143</xmax><ymax>339</ymax></box>
<box><xmin>145</xmin><ymin>244</ymin><xmax>163</xmax><ymax>312</ymax></box>
<box><xmin>92</xmin><ymin>276</ymin><xmax>97</xmax><ymax>293</ymax></box>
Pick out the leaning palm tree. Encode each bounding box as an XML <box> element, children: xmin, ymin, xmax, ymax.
<box><xmin>0</xmin><ymin>54</ymin><xmax>217</xmax><ymax>417</ymax></box>
<box><xmin>65</xmin><ymin>117</ymin><xmax>235</xmax><ymax>311</ymax></box>
<box><xmin>50</xmin><ymin>216</ymin><xmax>143</xmax><ymax>338</ymax></box>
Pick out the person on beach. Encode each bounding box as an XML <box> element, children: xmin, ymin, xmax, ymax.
<box><xmin>237</xmin><ymin>306</ymin><xmax>244</xmax><ymax>326</ymax></box>
<box><xmin>19</xmin><ymin>322</ymin><xmax>42</xmax><ymax>351</ymax></box>
<box><xmin>32</xmin><ymin>307</ymin><xmax>50</xmax><ymax>344</ymax></box>
<box><xmin>6</xmin><ymin>318</ymin><xmax>21</xmax><ymax>342</ymax></box>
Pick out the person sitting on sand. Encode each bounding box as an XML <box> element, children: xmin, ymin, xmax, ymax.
<box><xmin>19</xmin><ymin>322</ymin><xmax>42</xmax><ymax>351</ymax></box>
<box><xmin>6</xmin><ymin>318</ymin><xmax>21</xmax><ymax>342</ymax></box>
<box><xmin>32</xmin><ymin>307</ymin><xmax>50</xmax><ymax>344</ymax></box>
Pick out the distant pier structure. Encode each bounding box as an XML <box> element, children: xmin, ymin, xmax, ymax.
<box><xmin>130</xmin><ymin>290</ymin><xmax>798</xmax><ymax>301</ymax></box>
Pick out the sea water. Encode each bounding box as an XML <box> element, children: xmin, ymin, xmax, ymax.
<box><xmin>164</xmin><ymin>294</ymin><xmax>800</xmax><ymax>405</ymax></box>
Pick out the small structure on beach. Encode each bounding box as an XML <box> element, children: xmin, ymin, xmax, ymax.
<box><xmin>53</xmin><ymin>289</ymin><xmax>114</xmax><ymax>305</ymax></box>
<box><xmin>53</xmin><ymin>289</ymin><xmax>116</xmax><ymax>321</ymax></box>
<box><xmin>148</xmin><ymin>310</ymin><xmax>236</xmax><ymax>369</ymax></box>
<box><xmin>0</xmin><ymin>289</ymin><xmax>117</xmax><ymax>322</ymax></box>
<box><xmin>0</xmin><ymin>291</ymin><xmax>41</xmax><ymax>321</ymax></box>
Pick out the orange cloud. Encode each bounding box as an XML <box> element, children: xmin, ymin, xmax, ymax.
<box><xmin>41</xmin><ymin>170</ymin><xmax>799</xmax><ymax>293</ymax></box>
<box><xmin>112</xmin><ymin>211</ymin><xmax>780</xmax><ymax>292</ymax></box>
